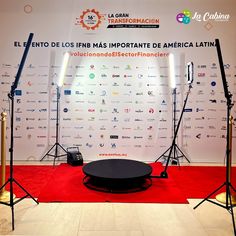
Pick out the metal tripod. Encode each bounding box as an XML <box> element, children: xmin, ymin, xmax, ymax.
<box><xmin>193</xmin><ymin>114</ymin><xmax>236</xmax><ymax>235</ymax></box>
<box><xmin>0</xmin><ymin>33</ymin><xmax>38</xmax><ymax>230</ymax></box>
<box><xmin>194</xmin><ymin>39</ymin><xmax>236</xmax><ymax>236</ymax></box>
<box><xmin>40</xmin><ymin>86</ymin><xmax>67</xmax><ymax>165</ymax></box>
<box><xmin>156</xmin><ymin>87</ymin><xmax>190</xmax><ymax>165</ymax></box>
<box><xmin>0</xmin><ymin>94</ymin><xmax>39</xmax><ymax>230</ymax></box>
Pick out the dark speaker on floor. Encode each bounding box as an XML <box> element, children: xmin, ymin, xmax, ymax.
<box><xmin>67</xmin><ymin>147</ymin><xmax>83</xmax><ymax>166</ymax></box>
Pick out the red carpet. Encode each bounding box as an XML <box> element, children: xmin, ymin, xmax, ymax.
<box><xmin>2</xmin><ymin>165</ymin><xmax>56</xmax><ymax>198</ymax></box>
<box><xmin>1</xmin><ymin>163</ymin><xmax>236</xmax><ymax>204</ymax></box>
<box><xmin>169</xmin><ymin>165</ymin><xmax>236</xmax><ymax>198</ymax></box>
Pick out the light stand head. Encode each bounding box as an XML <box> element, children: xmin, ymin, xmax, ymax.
<box><xmin>187</xmin><ymin>62</ymin><xmax>194</xmax><ymax>85</ymax></box>
<box><xmin>58</xmin><ymin>52</ymin><xmax>70</xmax><ymax>87</ymax></box>
<box><xmin>10</xmin><ymin>33</ymin><xmax>34</xmax><ymax>98</ymax></box>
<box><xmin>169</xmin><ymin>53</ymin><xmax>176</xmax><ymax>89</ymax></box>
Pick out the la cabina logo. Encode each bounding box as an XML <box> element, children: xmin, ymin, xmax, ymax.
<box><xmin>176</xmin><ymin>9</ymin><xmax>230</xmax><ymax>24</ymax></box>
<box><xmin>75</xmin><ymin>9</ymin><xmax>103</xmax><ymax>30</ymax></box>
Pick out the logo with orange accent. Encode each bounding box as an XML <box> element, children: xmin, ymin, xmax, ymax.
<box><xmin>76</xmin><ymin>9</ymin><xmax>103</xmax><ymax>30</ymax></box>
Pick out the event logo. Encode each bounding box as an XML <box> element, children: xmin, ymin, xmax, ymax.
<box><xmin>76</xmin><ymin>9</ymin><xmax>103</xmax><ymax>30</ymax></box>
<box><xmin>76</xmin><ymin>11</ymin><xmax>160</xmax><ymax>29</ymax></box>
<box><xmin>176</xmin><ymin>10</ymin><xmax>192</xmax><ymax>24</ymax></box>
<box><xmin>107</xmin><ymin>12</ymin><xmax>159</xmax><ymax>29</ymax></box>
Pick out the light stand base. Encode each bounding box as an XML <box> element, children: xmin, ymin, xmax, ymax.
<box><xmin>194</xmin><ymin>182</ymin><xmax>236</xmax><ymax>235</ymax></box>
<box><xmin>0</xmin><ymin>178</ymin><xmax>39</xmax><ymax>230</ymax></box>
<box><xmin>216</xmin><ymin>192</ymin><xmax>236</xmax><ymax>205</ymax></box>
<box><xmin>41</xmin><ymin>142</ymin><xmax>67</xmax><ymax>165</ymax></box>
<box><xmin>156</xmin><ymin>143</ymin><xmax>190</xmax><ymax>165</ymax></box>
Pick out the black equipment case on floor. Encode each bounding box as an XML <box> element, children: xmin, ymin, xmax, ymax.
<box><xmin>66</xmin><ymin>147</ymin><xmax>83</xmax><ymax>166</ymax></box>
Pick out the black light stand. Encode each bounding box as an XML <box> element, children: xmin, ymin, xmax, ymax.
<box><xmin>0</xmin><ymin>33</ymin><xmax>38</xmax><ymax>231</ymax></box>
<box><xmin>155</xmin><ymin>87</ymin><xmax>190</xmax><ymax>165</ymax></box>
<box><xmin>193</xmin><ymin>39</ymin><xmax>236</xmax><ymax>236</ymax></box>
<box><xmin>153</xmin><ymin>62</ymin><xmax>193</xmax><ymax>179</ymax></box>
<box><xmin>40</xmin><ymin>85</ymin><xmax>67</xmax><ymax>165</ymax></box>
<box><xmin>158</xmin><ymin>82</ymin><xmax>193</xmax><ymax>178</ymax></box>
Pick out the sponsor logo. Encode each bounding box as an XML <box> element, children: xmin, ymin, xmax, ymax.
<box><xmin>122</xmin><ymin>136</ymin><xmax>131</xmax><ymax>139</ymax></box>
<box><xmin>38</xmin><ymin>118</ymin><xmax>47</xmax><ymax>121</ymax></box>
<box><xmin>37</xmin><ymin>144</ymin><xmax>46</xmax><ymax>147</ymax></box>
<box><xmin>184</xmin><ymin>108</ymin><xmax>193</xmax><ymax>112</ymax></box>
<box><xmin>197</xmin><ymin>65</ymin><xmax>207</xmax><ymax>68</ymax></box>
<box><xmin>135</xmin><ymin>109</ymin><xmax>143</xmax><ymax>113</ymax></box>
<box><xmin>148</xmin><ymin>91</ymin><xmax>154</xmax><ymax>96</ymax></box>
<box><xmin>196</xmin><ymin>108</ymin><xmax>204</xmax><ymax>112</ymax></box>
<box><xmin>134</xmin><ymin>126</ymin><xmax>143</xmax><ymax>130</ymax></box>
<box><xmin>26</xmin><ymin>118</ymin><xmax>35</xmax><ymax>121</ymax></box>
<box><xmin>26</xmin><ymin>126</ymin><xmax>34</xmax><ymax>130</ymax></box>
<box><xmin>198</xmin><ymin>72</ymin><xmax>205</xmax><ymax>77</ymax></box>
<box><xmin>64</xmin><ymin>90</ymin><xmax>71</xmax><ymax>95</ymax></box>
<box><xmin>89</xmin><ymin>73</ymin><xmax>95</xmax><ymax>79</ymax></box>
<box><xmin>206</xmin><ymin>135</ymin><xmax>217</xmax><ymax>138</ymax></box>
<box><xmin>112</xmin><ymin>74</ymin><xmax>120</xmax><ymax>78</ymax></box>
<box><xmin>39</xmin><ymin>109</ymin><xmax>47</xmax><ymax>112</ymax></box>
<box><xmin>15</xmin><ymin>90</ymin><xmax>22</xmax><ymax>96</ymax></box>
<box><xmin>75</xmin><ymin>91</ymin><xmax>84</xmax><ymax>95</ymax></box>
<box><xmin>224</xmin><ymin>64</ymin><xmax>230</xmax><ymax>69</ymax></box>
<box><xmin>63</xmin><ymin>118</ymin><xmax>72</xmax><ymax>121</ymax></box>
<box><xmin>16</xmin><ymin>108</ymin><xmax>22</xmax><ymax>113</ymax></box>
<box><xmin>209</xmin><ymin>99</ymin><xmax>217</xmax><ymax>103</ymax></box>
<box><xmin>86</xmin><ymin>143</ymin><xmax>93</xmax><ymax>148</ymax></box>
<box><xmin>112</xmin><ymin>108</ymin><xmax>119</xmax><ymax>113</ymax></box>
<box><xmin>210</xmin><ymin>81</ymin><xmax>216</xmax><ymax>87</ymax></box>
<box><xmin>149</xmin><ymin>108</ymin><xmax>154</xmax><ymax>113</ymax></box>
<box><xmin>37</xmin><ymin>135</ymin><xmax>47</xmax><ymax>138</ymax></box>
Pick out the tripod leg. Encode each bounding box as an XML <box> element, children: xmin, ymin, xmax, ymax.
<box><xmin>174</xmin><ymin>145</ymin><xmax>180</xmax><ymax>167</ymax></box>
<box><xmin>230</xmin><ymin>207</ymin><xmax>236</xmax><ymax>236</ymax></box>
<box><xmin>155</xmin><ymin>146</ymin><xmax>171</xmax><ymax>162</ymax></box>
<box><xmin>175</xmin><ymin>145</ymin><xmax>191</xmax><ymax>163</ymax></box>
<box><xmin>0</xmin><ymin>178</ymin><xmax>10</xmax><ymax>191</ymax></box>
<box><xmin>53</xmin><ymin>143</ymin><xmax>67</xmax><ymax>166</ymax></box>
<box><xmin>194</xmin><ymin>182</ymin><xmax>225</xmax><ymax>209</ymax></box>
<box><xmin>228</xmin><ymin>188</ymin><xmax>236</xmax><ymax>235</ymax></box>
<box><xmin>230</xmin><ymin>183</ymin><xmax>236</xmax><ymax>193</ymax></box>
<box><xmin>40</xmin><ymin>143</ymin><xmax>57</xmax><ymax>161</ymax></box>
<box><xmin>9</xmin><ymin>178</ymin><xmax>15</xmax><ymax>231</ymax></box>
<box><xmin>57</xmin><ymin>143</ymin><xmax>67</xmax><ymax>153</ymax></box>
<box><xmin>53</xmin><ymin>143</ymin><xmax>59</xmax><ymax>166</ymax></box>
<box><xmin>13</xmin><ymin>179</ymin><xmax>38</xmax><ymax>204</ymax></box>
<box><xmin>11</xmin><ymin>204</ymin><xmax>14</xmax><ymax>230</ymax></box>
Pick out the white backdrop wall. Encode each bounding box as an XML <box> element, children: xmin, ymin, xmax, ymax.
<box><xmin>0</xmin><ymin>0</ymin><xmax>236</xmax><ymax>162</ymax></box>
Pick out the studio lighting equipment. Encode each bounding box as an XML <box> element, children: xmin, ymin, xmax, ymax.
<box><xmin>41</xmin><ymin>52</ymin><xmax>70</xmax><ymax>165</ymax></box>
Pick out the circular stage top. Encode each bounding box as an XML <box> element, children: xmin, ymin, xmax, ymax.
<box><xmin>83</xmin><ymin>159</ymin><xmax>152</xmax><ymax>181</ymax></box>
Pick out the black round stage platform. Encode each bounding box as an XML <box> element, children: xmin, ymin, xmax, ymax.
<box><xmin>83</xmin><ymin>159</ymin><xmax>153</xmax><ymax>193</ymax></box>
